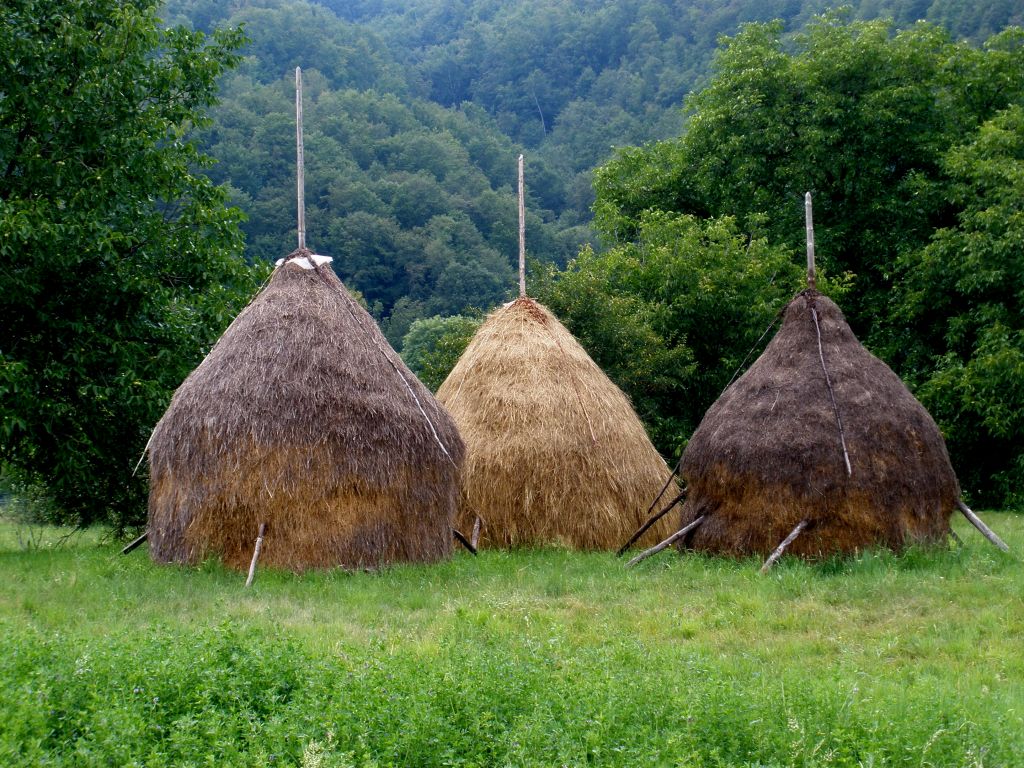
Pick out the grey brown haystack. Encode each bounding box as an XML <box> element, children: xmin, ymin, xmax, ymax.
<box><xmin>147</xmin><ymin>251</ymin><xmax>464</xmax><ymax>570</ymax></box>
<box><xmin>436</xmin><ymin>296</ymin><xmax>675</xmax><ymax>549</ymax></box>
<box><xmin>677</xmin><ymin>288</ymin><xmax>959</xmax><ymax>558</ymax></box>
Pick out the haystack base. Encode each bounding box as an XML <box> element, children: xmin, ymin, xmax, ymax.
<box><xmin>678</xmin><ymin>469</ymin><xmax>951</xmax><ymax>558</ymax></box>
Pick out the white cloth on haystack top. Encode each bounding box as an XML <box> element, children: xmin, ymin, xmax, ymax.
<box><xmin>274</xmin><ymin>254</ymin><xmax>333</xmax><ymax>269</ymax></box>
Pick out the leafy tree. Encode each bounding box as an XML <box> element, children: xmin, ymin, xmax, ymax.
<box><xmin>537</xmin><ymin>213</ymin><xmax>804</xmax><ymax>456</ymax></box>
<box><xmin>0</xmin><ymin>0</ymin><xmax>256</xmax><ymax>528</ymax></box>
<box><xmin>594</xmin><ymin>14</ymin><xmax>1024</xmax><ymax>340</ymax></box>
<box><xmin>400</xmin><ymin>314</ymin><xmax>483</xmax><ymax>391</ymax></box>
<box><xmin>894</xmin><ymin>104</ymin><xmax>1024</xmax><ymax>507</ymax></box>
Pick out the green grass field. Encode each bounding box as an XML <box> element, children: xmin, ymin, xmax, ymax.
<box><xmin>1</xmin><ymin>514</ymin><xmax>1021</xmax><ymax>767</ymax></box>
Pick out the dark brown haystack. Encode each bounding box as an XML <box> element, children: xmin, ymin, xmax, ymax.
<box><xmin>678</xmin><ymin>289</ymin><xmax>958</xmax><ymax>558</ymax></box>
<box><xmin>147</xmin><ymin>251</ymin><xmax>464</xmax><ymax>570</ymax></box>
<box><xmin>436</xmin><ymin>296</ymin><xmax>676</xmax><ymax>549</ymax></box>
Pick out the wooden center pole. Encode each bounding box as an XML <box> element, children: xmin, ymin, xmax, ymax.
<box><xmin>518</xmin><ymin>154</ymin><xmax>526</xmax><ymax>298</ymax></box>
<box><xmin>805</xmin><ymin>192</ymin><xmax>816</xmax><ymax>290</ymax></box>
<box><xmin>296</xmin><ymin>67</ymin><xmax>306</xmax><ymax>251</ymax></box>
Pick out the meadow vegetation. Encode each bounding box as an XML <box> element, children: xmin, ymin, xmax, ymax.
<box><xmin>1</xmin><ymin>514</ymin><xmax>1021</xmax><ymax>767</ymax></box>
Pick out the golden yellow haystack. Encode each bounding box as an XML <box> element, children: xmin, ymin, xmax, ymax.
<box><xmin>147</xmin><ymin>250</ymin><xmax>464</xmax><ymax>571</ymax></box>
<box><xmin>436</xmin><ymin>296</ymin><xmax>675</xmax><ymax>549</ymax></box>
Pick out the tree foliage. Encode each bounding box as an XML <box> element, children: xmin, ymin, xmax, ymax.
<box><xmin>0</xmin><ymin>0</ymin><xmax>256</xmax><ymax>528</ymax></box>
<box><xmin>400</xmin><ymin>314</ymin><xmax>483</xmax><ymax>392</ymax></box>
<box><xmin>895</xmin><ymin>104</ymin><xmax>1024</xmax><ymax>506</ymax></box>
<box><xmin>595</xmin><ymin>14</ymin><xmax>1024</xmax><ymax>337</ymax></box>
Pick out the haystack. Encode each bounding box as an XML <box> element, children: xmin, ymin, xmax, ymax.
<box><xmin>436</xmin><ymin>296</ymin><xmax>676</xmax><ymax>549</ymax></box>
<box><xmin>147</xmin><ymin>250</ymin><xmax>464</xmax><ymax>570</ymax></box>
<box><xmin>676</xmin><ymin>288</ymin><xmax>959</xmax><ymax>558</ymax></box>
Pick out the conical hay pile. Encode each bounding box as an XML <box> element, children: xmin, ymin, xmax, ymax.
<box><xmin>679</xmin><ymin>289</ymin><xmax>958</xmax><ymax>558</ymax></box>
<box><xmin>148</xmin><ymin>253</ymin><xmax>464</xmax><ymax>570</ymax></box>
<box><xmin>436</xmin><ymin>297</ymin><xmax>676</xmax><ymax>549</ymax></box>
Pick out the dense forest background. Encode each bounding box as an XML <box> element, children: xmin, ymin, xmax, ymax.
<box><xmin>161</xmin><ymin>0</ymin><xmax>1023</xmax><ymax>342</ymax></box>
<box><xmin>3</xmin><ymin>0</ymin><xmax>1023</xmax><ymax>527</ymax></box>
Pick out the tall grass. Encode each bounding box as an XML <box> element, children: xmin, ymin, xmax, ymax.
<box><xmin>1</xmin><ymin>514</ymin><xmax>1021</xmax><ymax>766</ymax></box>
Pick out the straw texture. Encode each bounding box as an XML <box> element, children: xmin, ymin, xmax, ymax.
<box><xmin>436</xmin><ymin>297</ymin><xmax>676</xmax><ymax>549</ymax></box>
<box><xmin>679</xmin><ymin>290</ymin><xmax>958</xmax><ymax>557</ymax></box>
<box><xmin>147</xmin><ymin>251</ymin><xmax>464</xmax><ymax>570</ymax></box>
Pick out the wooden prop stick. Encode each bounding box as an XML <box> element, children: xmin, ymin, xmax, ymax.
<box><xmin>518</xmin><ymin>154</ymin><xmax>526</xmax><ymax>297</ymax></box>
<box><xmin>121</xmin><ymin>531</ymin><xmax>148</xmax><ymax>555</ymax></box>
<box><xmin>296</xmin><ymin>67</ymin><xmax>306</xmax><ymax>250</ymax></box>
<box><xmin>614</xmin><ymin>460</ymin><xmax>679</xmax><ymax>557</ymax></box>
<box><xmin>948</xmin><ymin>527</ymin><xmax>964</xmax><ymax>548</ymax></box>
<box><xmin>626</xmin><ymin>516</ymin><xmax>705</xmax><ymax>568</ymax></box>
<box><xmin>760</xmin><ymin>520</ymin><xmax>808</xmax><ymax>574</ymax></box>
<box><xmin>245</xmin><ymin>523</ymin><xmax>267</xmax><ymax>587</ymax></box>
<box><xmin>471</xmin><ymin>515</ymin><xmax>482</xmax><ymax>549</ymax></box>
<box><xmin>956</xmin><ymin>500</ymin><xmax>1010</xmax><ymax>552</ymax></box>
<box><xmin>453</xmin><ymin>527</ymin><xmax>478</xmax><ymax>555</ymax></box>
<box><xmin>616</xmin><ymin>487</ymin><xmax>687</xmax><ymax>556</ymax></box>
<box><xmin>805</xmin><ymin>192</ymin><xmax>816</xmax><ymax>290</ymax></box>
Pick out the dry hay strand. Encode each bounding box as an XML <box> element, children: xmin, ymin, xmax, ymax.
<box><xmin>147</xmin><ymin>251</ymin><xmax>464</xmax><ymax>570</ymax></box>
<box><xmin>436</xmin><ymin>297</ymin><xmax>676</xmax><ymax>550</ymax></box>
<box><xmin>679</xmin><ymin>289</ymin><xmax>958</xmax><ymax>558</ymax></box>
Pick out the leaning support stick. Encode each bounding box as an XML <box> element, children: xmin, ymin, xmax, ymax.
<box><xmin>616</xmin><ymin>488</ymin><xmax>687</xmax><ymax>556</ymax></box>
<box><xmin>626</xmin><ymin>516</ymin><xmax>705</xmax><ymax>568</ymax></box>
<box><xmin>121</xmin><ymin>531</ymin><xmax>148</xmax><ymax>555</ymax></box>
<box><xmin>471</xmin><ymin>515</ymin><xmax>482</xmax><ymax>549</ymax></box>
<box><xmin>245</xmin><ymin>523</ymin><xmax>267</xmax><ymax>587</ymax></box>
<box><xmin>956</xmin><ymin>500</ymin><xmax>1009</xmax><ymax>553</ymax></box>
<box><xmin>760</xmin><ymin>520</ymin><xmax>808</xmax><ymax>574</ymax></box>
<box><xmin>453</xmin><ymin>528</ymin><xmax>478</xmax><ymax>555</ymax></box>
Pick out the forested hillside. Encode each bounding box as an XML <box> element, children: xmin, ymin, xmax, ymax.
<box><xmin>163</xmin><ymin>0</ymin><xmax>1022</xmax><ymax>343</ymax></box>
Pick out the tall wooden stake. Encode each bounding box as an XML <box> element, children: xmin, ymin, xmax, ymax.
<box><xmin>518</xmin><ymin>154</ymin><xmax>526</xmax><ymax>297</ymax></box>
<box><xmin>805</xmin><ymin>192</ymin><xmax>816</xmax><ymax>290</ymax></box>
<box><xmin>296</xmin><ymin>67</ymin><xmax>306</xmax><ymax>251</ymax></box>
